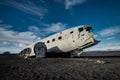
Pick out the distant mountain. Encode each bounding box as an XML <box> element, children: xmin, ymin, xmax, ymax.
<box><xmin>3</xmin><ymin>51</ymin><xmax>11</xmax><ymax>55</ymax></box>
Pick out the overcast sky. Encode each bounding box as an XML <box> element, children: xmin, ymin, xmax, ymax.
<box><xmin>0</xmin><ymin>0</ymin><xmax>120</xmax><ymax>53</ymax></box>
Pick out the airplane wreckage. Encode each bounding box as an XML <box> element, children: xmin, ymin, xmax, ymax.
<box><xmin>19</xmin><ymin>25</ymin><xmax>100</xmax><ymax>58</ymax></box>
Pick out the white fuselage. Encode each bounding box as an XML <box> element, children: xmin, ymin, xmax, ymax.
<box><xmin>28</xmin><ymin>25</ymin><xmax>95</xmax><ymax>56</ymax></box>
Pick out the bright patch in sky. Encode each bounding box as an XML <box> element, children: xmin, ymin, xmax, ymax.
<box><xmin>0</xmin><ymin>0</ymin><xmax>120</xmax><ymax>53</ymax></box>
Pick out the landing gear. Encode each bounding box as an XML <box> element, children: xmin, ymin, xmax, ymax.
<box><xmin>69</xmin><ymin>49</ymin><xmax>83</xmax><ymax>58</ymax></box>
<box><xmin>34</xmin><ymin>42</ymin><xmax>47</xmax><ymax>58</ymax></box>
<box><xmin>19</xmin><ymin>48</ymin><xmax>31</xmax><ymax>58</ymax></box>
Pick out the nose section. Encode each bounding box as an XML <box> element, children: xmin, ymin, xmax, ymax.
<box><xmin>80</xmin><ymin>33</ymin><xmax>100</xmax><ymax>49</ymax></box>
<box><xmin>94</xmin><ymin>39</ymin><xmax>100</xmax><ymax>45</ymax></box>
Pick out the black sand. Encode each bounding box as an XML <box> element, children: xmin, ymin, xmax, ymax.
<box><xmin>0</xmin><ymin>51</ymin><xmax>120</xmax><ymax>80</ymax></box>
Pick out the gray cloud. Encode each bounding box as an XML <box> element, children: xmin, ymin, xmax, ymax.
<box><xmin>55</xmin><ymin>0</ymin><xmax>87</xmax><ymax>10</ymax></box>
<box><xmin>86</xmin><ymin>43</ymin><xmax>120</xmax><ymax>51</ymax></box>
<box><xmin>0</xmin><ymin>22</ymin><xmax>67</xmax><ymax>53</ymax></box>
<box><xmin>64</xmin><ymin>0</ymin><xmax>87</xmax><ymax>9</ymax></box>
<box><xmin>99</xmin><ymin>26</ymin><xmax>120</xmax><ymax>36</ymax></box>
<box><xmin>28</xmin><ymin>22</ymin><xmax>67</xmax><ymax>36</ymax></box>
<box><xmin>106</xmin><ymin>37</ymin><xmax>115</xmax><ymax>40</ymax></box>
<box><xmin>0</xmin><ymin>27</ymin><xmax>40</xmax><ymax>44</ymax></box>
<box><xmin>0</xmin><ymin>26</ymin><xmax>41</xmax><ymax>53</ymax></box>
<box><xmin>42</xmin><ymin>22</ymin><xmax>67</xmax><ymax>33</ymax></box>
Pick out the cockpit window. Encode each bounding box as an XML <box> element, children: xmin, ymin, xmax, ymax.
<box><xmin>70</xmin><ymin>31</ymin><xmax>73</xmax><ymax>34</ymax></box>
<box><xmin>78</xmin><ymin>27</ymin><xmax>83</xmax><ymax>32</ymax></box>
<box><xmin>85</xmin><ymin>26</ymin><xmax>92</xmax><ymax>31</ymax></box>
